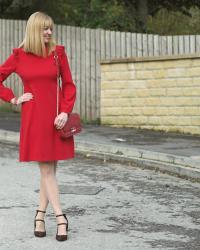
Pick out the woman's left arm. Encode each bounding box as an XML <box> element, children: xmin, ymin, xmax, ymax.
<box><xmin>59</xmin><ymin>46</ymin><xmax>76</xmax><ymax>114</ymax></box>
<box><xmin>54</xmin><ymin>46</ymin><xmax>76</xmax><ymax>130</ymax></box>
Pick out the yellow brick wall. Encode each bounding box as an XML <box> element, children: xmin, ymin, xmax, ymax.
<box><xmin>100</xmin><ymin>55</ymin><xmax>200</xmax><ymax>135</ymax></box>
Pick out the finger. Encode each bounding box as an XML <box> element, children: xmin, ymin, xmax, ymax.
<box><xmin>23</xmin><ymin>96</ymin><xmax>33</xmax><ymax>100</ymax></box>
<box><xmin>23</xmin><ymin>95</ymin><xmax>32</xmax><ymax>98</ymax></box>
<box><xmin>23</xmin><ymin>95</ymin><xmax>33</xmax><ymax>100</ymax></box>
<box><xmin>23</xmin><ymin>96</ymin><xmax>32</xmax><ymax>100</ymax></box>
<box><xmin>20</xmin><ymin>96</ymin><xmax>33</xmax><ymax>103</ymax></box>
<box><xmin>57</xmin><ymin>122</ymin><xmax>62</xmax><ymax>127</ymax></box>
<box><xmin>58</xmin><ymin>120</ymin><xmax>66</xmax><ymax>127</ymax></box>
<box><xmin>54</xmin><ymin>117</ymin><xmax>61</xmax><ymax>125</ymax></box>
<box><xmin>27</xmin><ymin>96</ymin><xmax>33</xmax><ymax>100</ymax></box>
<box><xmin>55</xmin><ymin>117</ymin><xmax>61</xmax><ymax>124</ymax></box>
<box><xmin>23</xmin><ymin>98</ymin><xmax>32</xmax><ymax>102</ymax></box>
<box><xmin>54</xmin><ymin>119</ymin><xmax>58</xmax><ymax>125</ymax></box>
<box><xmin>60</xmin><ymin>122</ymin><xmax>66</xmax><ymax>128</ymax></box>
<box><xmin>56</xmin><ymin>125</ymin><xmax>62</xmax><ymax>130</ymax></box>
<box><xmin>59</xmin><ymin>122</ymin><xmax>65</xmax><ymax>127</ymax></box>
<box><xmin>56</xmin><ymin>120</ymin><xmax>65</xmax><ymax>128</ymax></box>
<box><xmin>23</xmin><ymin>94</ymin><xmax>33</xmax><ymax>98</ymax></box>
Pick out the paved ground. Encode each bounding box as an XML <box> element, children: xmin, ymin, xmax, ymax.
<box><xmin>1</xmin><ymin>143</ymin><xmax>200</xmax><ymax>250</ymax></box>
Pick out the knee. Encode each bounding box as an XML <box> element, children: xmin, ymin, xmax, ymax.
<box><xmin>39</xmin><ymin>162</ymin><xmax>54</xmax><ymax>177</ymax></box>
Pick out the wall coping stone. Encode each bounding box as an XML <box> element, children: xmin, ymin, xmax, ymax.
<box><xmin>100</xmin><ymin>54</ymin><xmax>200</xmax><ymax>64</ymax></box>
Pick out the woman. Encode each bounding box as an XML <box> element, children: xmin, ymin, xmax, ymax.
<box><xmin>0</xmin><ymin>12</ymin><xmax>76</xmax><ymax>241</ymax></box>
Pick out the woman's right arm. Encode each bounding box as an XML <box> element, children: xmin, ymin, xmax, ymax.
<box><xmin>0</xmin><ymin>52</ymin><xmax>17</xmax><ymax>102</ymax></box>
<box><xmin>0</xmin><ymin>51</ymin><xmax>33</xmax><ymax>105</ymax></box>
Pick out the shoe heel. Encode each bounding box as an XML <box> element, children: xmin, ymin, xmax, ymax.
<box><xmin>56</xmin><ymin>213</ymin><xmax>68</xmax><ymax>241</ymax></box>
<box><xmin>34</xmin><ymin>209</ymin><xmax>46</xmax><ymax>237</ymax></box>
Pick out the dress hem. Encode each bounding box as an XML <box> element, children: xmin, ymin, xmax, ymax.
<box><xmin>19</xmin><ymin>155</ymin><xmax>75</xmax><ymax>162</ymax></box>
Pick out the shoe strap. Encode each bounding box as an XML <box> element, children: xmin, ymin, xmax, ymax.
<box><xmin>37</xmin><ymin>209</ymin><xmax>46</xmax><ymax>213</ymax></box>
<box><xmin>35</xmin><ymin>210</ymin><xmax>46</xmax><ymax>219</ymax></box>
<box><xmin>57</xmin><ymin>222</ymin><xmax>67</xmax><ymax>226</ymax></box>
<box><xmin>56</xmin><ymin>214</ymin><xmax>65</xmax><ymax>217</ymax></box>
<box><xmin>35</xmin><ymin>219</ymin><xmax>45</xmax><ymax>223</ymax></box>
<box><xmin>56</xmin><ymin>214</ymin><xmax>68</xmax><ymax>223</ymax></box>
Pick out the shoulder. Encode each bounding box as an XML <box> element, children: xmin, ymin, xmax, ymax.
<box><xmin>12</xmin><ymin>47</ymin><xmax>23</xmax><ymax>58</ymax></box>
<box><xmin>56</xmin><ymin>44</ymin><xmax>65</xmax><ymax>50</ymax></box>
<box><xmin>55</xmin><ymin>45</ymin><xmax>66</xmax><ymax>58</ymax></box>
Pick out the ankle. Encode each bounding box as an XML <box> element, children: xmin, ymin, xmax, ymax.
<box><xmin>56</xmin><ymin>216</ymin><xmax>65</xmax><ymax>223</ymax></box>
<box><xmin>55</xmin><ymin>210</ymin><xmax>63</xmax><ymax>218</ymax></box>
<box><xmin>57</xmin><ymin>216</ymin><xmax>68</xmax><ymax>228</ymax></box>
<box><xmin>38</xmin><ymin>208</ymin><xmax>47</xmax><ymax>212</ymax></box>
<box><xmin>35</xmin><ymin>209</ymin><xmax>46</xmax><ymax>219</ymax></box>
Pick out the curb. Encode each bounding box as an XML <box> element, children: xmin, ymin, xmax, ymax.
<box><xmin>0</xmin><ymin>129</ymin><xmax>19</xmax><ymax>144</ymax></box>
<box><xmin>75</xmin><ymin>140</ymin><xmax>200</xmax><ymax>181</ymax></box>
<box><xmin>1</xmin><ymin>129</ymin><xmax>200</xmax><ymax>181</ymax></box>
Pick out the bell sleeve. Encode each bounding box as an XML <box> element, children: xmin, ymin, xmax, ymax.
<box><xmin>57</xmin><ymin>45</ymin><xmax>76</xmax><ymax>114</ymax></box>
<box><xmin>0</xmin><ymin>49</ymin><xmax>17</xmax><ymax>102</ymax></box>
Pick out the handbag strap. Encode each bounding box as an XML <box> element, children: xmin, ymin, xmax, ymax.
<box><xmin>53</xmin><ymin>50</ymin><xmax>61</xmax><ymax>116</ymax></box>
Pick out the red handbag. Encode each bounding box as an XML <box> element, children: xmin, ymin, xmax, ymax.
<box><xmin>59</xmin><ymin>112</ymin><xmax>82</xmax><ymax>139</ymax></box>
<box><xmin>54</xmin><ymin>50</ymin><xmax>82</xmax><ymax>139</ymax></box>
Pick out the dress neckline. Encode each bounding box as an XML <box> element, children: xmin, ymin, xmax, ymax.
<box><xmin>19</xmin><ymin>47</ymin><xmax>56</xmax><ymax>59</ymax></box>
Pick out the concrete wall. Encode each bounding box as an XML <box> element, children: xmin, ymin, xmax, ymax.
<box><xmin>100</xmin><ymin>55</ymin><xmax>200</xmax><ymax>135</ymax></box>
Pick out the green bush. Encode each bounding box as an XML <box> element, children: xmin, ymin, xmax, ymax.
<box><xmin>0</xmin><ymin>103</ymin><xmax>19</xmax><ymax>113</ymax></box>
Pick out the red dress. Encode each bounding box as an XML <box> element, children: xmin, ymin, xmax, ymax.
<box><xmin>0</xmin><ymin>45</ymin><xmax>76</xmax><ymax>162</ymax></box>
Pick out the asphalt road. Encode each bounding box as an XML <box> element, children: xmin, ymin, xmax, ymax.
<box><xmin>0</xmin><ymin>143</ymin><xmax>200</xmax><ymax>250</ymax></box>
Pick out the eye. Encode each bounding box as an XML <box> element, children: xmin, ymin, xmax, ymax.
<box><xmin>44</xmin><ymin>26</ymin><xmax>53</xmax><ymax>31</ymax></box>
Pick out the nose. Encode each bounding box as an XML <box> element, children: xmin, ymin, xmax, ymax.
<box><xmin>47</xmin><ymin>28</ymin><xmax>52</xmax><ymax>34</ymax></box>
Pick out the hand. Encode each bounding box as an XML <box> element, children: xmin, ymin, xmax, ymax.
<box><xmin>54</xmin><ymin>112</ymin><xmax>68</xmax><ymax>130</ymax></box>
<box><xmin>11</xmin><ymin>93</ymin><xmax>34</xmax><ymax>105</ymax></box>
<box><xmin>17</xmin><ymin>93</ymin><xmax>34</xmax><ymax>105</ymax></box>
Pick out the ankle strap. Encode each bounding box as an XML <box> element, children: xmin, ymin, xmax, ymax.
<box><xmin>35</xmin><ymin>219</ymin><xmax>45</xmax><ymax>222</ymax></box>
<box><xmin>56</xmin><ymin>214</ymin><xmax>66</xmax><ymax>218</ymax></box>
<box><xmin>36</xmin><ymin>209</ymin><xmax>46</xmax><ymax>213</ymax></box>
<box><xmin>57</xmin><ymin>222</ymin><xmax>67</xmax><ymax>226</ymax></box>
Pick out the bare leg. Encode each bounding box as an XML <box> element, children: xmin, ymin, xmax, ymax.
<box><xmin>35</xmin><ymin>161</ymin><xmax>58</xmax><ymax>232</ymax></box>
<box><xmin>38</xmin><ymin>161</ymin><xmax>67</xmax><ymax>235</ymax></box>
<box><xmin>35</xmin><ymin>177</ymin><xmax>49</xmax><ymax>232</ymax></box>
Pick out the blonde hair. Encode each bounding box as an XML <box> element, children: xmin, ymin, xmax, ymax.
<box><xmin>20</xmin><ymin>12</ymin><xmax>56</xmax><ymax>57</ymax></box>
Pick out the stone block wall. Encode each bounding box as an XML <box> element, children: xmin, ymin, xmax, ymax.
<box><xmin>100</xmin><ymin>55</ymin><xmax>200</xmax><ymax>135</ymax></box>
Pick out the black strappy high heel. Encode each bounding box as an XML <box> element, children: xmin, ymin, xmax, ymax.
<box><xmin>56</xmin><ymin>214</ymin><xmax>68</xmax><ymax>241</ymax></box>
<box><xmin>34</xmin><ymin>209</ymin><xmax>46</xmax><ymax>237</ymax></box>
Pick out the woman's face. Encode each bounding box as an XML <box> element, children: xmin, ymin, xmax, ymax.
<box><xmin>43</xmin><ymin>26</ymin><xmax>52</xmax><ymax>43</ymax></box>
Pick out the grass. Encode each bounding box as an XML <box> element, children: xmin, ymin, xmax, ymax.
<box><xmin>0</xmin><ymin>103</ymin><xmax>19</xmax><ymax>113</ymax></box>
